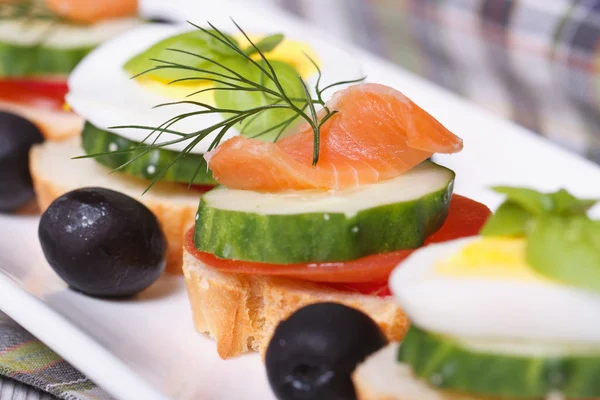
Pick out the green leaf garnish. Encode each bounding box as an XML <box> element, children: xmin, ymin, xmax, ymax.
<box><xmin>78</xmin><ymin>19</ymin><xmax>366</xmax><ymax>193</ymax></box>
<box><xmin>244</xmin><ymin>33</ymin><xmax>284</xmax><ymax>56</ymax></box>
<box><xmin>491</xmin><ymin>186</ymin><xmax>553</xmax><ymax>215</ymax></box>
<box><xmin>481</xmin><ymin>187</ymin><xmax>598</xmax><ymax>237</ymax></box>
<box><xmin>548</xmin><ymin>189</ymin><xmax>598</xmax><ymax>216</ymax></box>
<box><xmin>480</xmin><ymin>202</ymin><xmax>532</xmax><ymax>237</ymax></box>
<box><xmin>527</xmin><ymin>216</ymin><xmax>600</xmax><ymax>293</ymax></box>
<box><xmin>213</xmin><ymin>59</ymin><xmax>305</xmax><ymax>141</ymax></box>
<box><xmin>124</xmin><ymin>30</ymin><xmax>241</xmax><ymax>82</ymax></box>
<box><xmin>482</xmin><ymin>186</ymin><xmax>600</xmax><ymax>293</ymax></box>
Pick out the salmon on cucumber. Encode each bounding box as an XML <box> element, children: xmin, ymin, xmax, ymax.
<box><xmin>193</xmin><ymin>81</ymin><xmax>487</xmax><ymax>289</ymax></box>
<box><xmin>181</xmin><ymin>80</ymin><xmax>489</xmax><ymax>357</ymax></box>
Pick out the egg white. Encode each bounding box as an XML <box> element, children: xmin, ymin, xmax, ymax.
<box><xmin>389</xmin><ymin>237</ymin><xmax>600</xmax><ymax>343</ymax></box>
<box><xmin>67</xmin><ymin>23</ymin><xmax>364</xmax><ymax>154</ymax></box>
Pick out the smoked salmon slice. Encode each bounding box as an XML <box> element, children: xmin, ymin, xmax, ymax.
<box><xmin>45</xmin><ymin>0</ymin><xmax>137</xmax><ymax>23</ymax></box>
<box><xmin>206</xmin><ymin>83</ymin><xmax>463</xmax><ymax>191</ymax></box>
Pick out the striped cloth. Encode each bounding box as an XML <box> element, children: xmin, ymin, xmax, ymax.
<box><xmin>265</xmin><ymin>0</ymin><xmax>600</xmax><ymax>163</ymax></box>
<box><xmin>0</xmin><ymin>313</ymin><xmax>112</xmax><ymax>400</ymax></box>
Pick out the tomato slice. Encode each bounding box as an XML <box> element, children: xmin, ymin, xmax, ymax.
<box><xmin>189</xmin><ymin>184</ymin><xmax>216</xmax><ymax>193</ymax></box>
<box><xmin>0</xmin><ymin>79</ymin><xmax>70</xmax><ymax>112</ymax></box>
<box><xmin>185</xmin><ymin>195</ymin><xmax>491</xmax><ymax>285</ymax></box>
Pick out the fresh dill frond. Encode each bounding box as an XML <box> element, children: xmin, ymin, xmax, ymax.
<box><xmin>78</xmin><ymin>19</ymin><xmax>366</xmax><ymax>193</ymax></box>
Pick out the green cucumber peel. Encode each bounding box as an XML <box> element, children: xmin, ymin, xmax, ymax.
<box><xmin>398</xmin><ymin>325</ymin><xmax>600</xmax><ymax>398</ymax></box>
<box><xmin>481</xmin><ymin>186</ymin><xmax>600</xmax><ymax>293</ymax></box>
<box><xmin>81</xmin><ymin>122</ymin><xmax>216</xmax><ymax>185</ymax></box>
<box><xmin>0</xmin><ymin>41</ymin><xmax>93</xmax><ymax>77</ymax></box>
<box><xmin>193</xmin><ymin>162</ymin><xmax>454</xmax><ymax>263</ymax></box>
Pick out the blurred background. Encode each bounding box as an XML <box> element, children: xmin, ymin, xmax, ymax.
<box><xmin>254</xmin><ymin>0</ymin><xmax>600</xmax><ymax>163</ymax></box>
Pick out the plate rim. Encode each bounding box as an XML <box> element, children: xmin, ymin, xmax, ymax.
<box><xmin>0</xmin><ymin>271</ymin><xmax>167</xmax><ymax>400</ymax></box>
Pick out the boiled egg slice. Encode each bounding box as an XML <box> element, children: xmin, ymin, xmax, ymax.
<box><xmin>390</xmin><ymin>236</ymin><xmax>600</xmax><ymax>343</ymax></box>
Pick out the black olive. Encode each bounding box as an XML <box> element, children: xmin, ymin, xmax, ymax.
<box><xmin>0</xmin><ymin>112</ymin><xmax>44</xmax><ymax>213</ymax></box>
<box><xmin>265</xmin><ymin>302</ymin><xmax>387</xmax><ymax>400</ymax></box>
<box><xmin>38</xmin><ymin>187</ymin><xmax>166</xmax><ymax>298</ymax></box>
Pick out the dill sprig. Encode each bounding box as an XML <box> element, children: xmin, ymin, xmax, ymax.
<box><xmin>77</xmin><ymin>19</ymin><xmax>365</xmax><ymax>193</ymax></box>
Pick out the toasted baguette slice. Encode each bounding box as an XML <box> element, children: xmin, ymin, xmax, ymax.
<box><xmin>0</xmin><ymin>100</ymin><xmax>83</xmax><ymax>140</ymax></box>
<box><xmin>354</xmin><ymin>344</ymin><xmax>483</xmax><ymax>400</ymax></box>
<box><xmin>30</xmin><ymin>137</ymin><xmax>202</xmax><ymax>273</ymax></box>
<box><xmin>182</xmin><ymin>247</ymin><xmax>409</xmax><ymax>359</ymax></box>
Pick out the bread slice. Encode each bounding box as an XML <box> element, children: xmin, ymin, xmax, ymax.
<box><xmin>181</xmin><ymin>247</ymin><xmax>409</xmax><ymax>359</ymax></box>
<box><xmin>30</xmin><ymin>137</ymin><xmax>202</xmax><ymax>273</ymax></box>
<box><xmin>0</xmin><ymin>100</ymin><xmax>83</xmax><ymax>140</ymax></box>
<box><xmin>354</xmin><ymin>344</ymin><xmax>485</xmax><ymax>400</ymax></box>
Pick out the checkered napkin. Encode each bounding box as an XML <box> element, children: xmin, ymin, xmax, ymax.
<box><xmin>0</xmin><ymin>313</ymin><xmax>111</xmax><ymax>400</ymax></box>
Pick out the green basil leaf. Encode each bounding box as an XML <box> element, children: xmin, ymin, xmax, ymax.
<box><xmin>124</xmin><ymin>30</ymin><xmax>240</xmax><ymax>81</ymax></box>
<box><xmin>480</xmin><ymin>202</ymin><xmax>532</xmax><ymax>237</ymax></box>
<box><xmin>214</xmin><ymin>59</ymin><xmax>304</xmax><ymax>141</ymax></box>
<box><xmin>492</xmin><ymin>186</ymin><xmax>553</xmax><ymax>215</ymax></box>
<box><xmin>485</xmin><ymin>187</ymin><xmax>597</xmax><ymax>239</ymax></box>
<box><xmin>548</xmin><ymin>189</ymin><xmax>598</xmax><ymax>216</ymax></box>
<box><xmin>245</xmin><ymin>34</ymin><xmax>284</xmax><ymax>56</ymax></box>
<box><xmin>527</xmin><ymin>216</ymin><xmax>600</xmax><ymax>293</ymax></box>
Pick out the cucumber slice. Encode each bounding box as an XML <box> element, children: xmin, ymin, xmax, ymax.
<box><xmin>194</xmin><ymin>162</ymin><xmax>454</xmax><ymax>264</ymax></box>
<box><xmin>0</xmin><ymin>42</ymin><xmax>93</xmax><ymax>76</ymax></box>
<box><xmin>398</xmin><ymin>325</ymin><xmax>600</xmax><ymax>398</ymax></box>
<box><xmin>81</xmin><ymin>122</ymin><xmax>216</xmax><ymax>185</ymax></box>
<box><xmin>0</xmin><ymin>18</ymin><xmax>140</xmax><ymax>77</ymax></box>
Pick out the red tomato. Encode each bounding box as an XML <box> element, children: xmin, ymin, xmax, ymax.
<box><xmin>0</xmin><ymin>79</ymin><xmax>69</xmax><ymax>112</ymax></box>
<box><xmin>185</xmin><ymin>195</ymin><xmax>491</xmax><ymax>288</ymax></box>
<box><xmin>189</xmin><ymin>185</ymin><xmax>216</xmax><ymax>193</ymax></box>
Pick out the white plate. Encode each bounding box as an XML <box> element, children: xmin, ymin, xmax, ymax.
<box><xmin>2</xmin><ymin>2</ymin><xmax>600</xmax><ymax>400</ymax></box>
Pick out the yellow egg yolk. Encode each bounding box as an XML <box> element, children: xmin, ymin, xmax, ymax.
<box><xmin>256</xmin><ymin>37</ymin><xmax>318</xmax><ymax>79</ymax></box>
<box><xmin>136</xmin><ymin>36</ymin><xmax>319</xmax><ymax>103</ymax></box>
<box><xmin>436</xmin><ymin>238</ymin><xmax>549</xmax><ymax>282</ymax></box>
